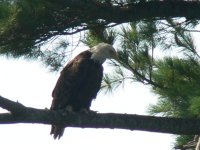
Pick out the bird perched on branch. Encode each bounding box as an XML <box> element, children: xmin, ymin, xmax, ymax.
<box><xmin>50</xmin><ymin>43</ymin><xmax>118</xmax><ymax>139</ymax></box>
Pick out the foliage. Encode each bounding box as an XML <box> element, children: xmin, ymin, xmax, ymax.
<box><xmin>175</xmin><ymin>135</ymin><xmax>194</xmax><ymax>149</ymax></box>
<box><xmin>82</xmin><ymin>21</ymin><xmax>116</xmax><ymax>47</ymax></box>
<box><xmin>86</xmin><ymin>19</ymin><xmax>200</xmax><ymax>147</ymax></box>
<box><xmin>150</xmin><ymin>57</ymin><xmax>200</xmax><ymax>117</ymax></box>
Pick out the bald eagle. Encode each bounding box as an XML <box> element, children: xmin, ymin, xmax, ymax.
<box><xmin>50</xmin><ymin>43</ymin><xmax>117</xmax><ymax>139</ymax></box>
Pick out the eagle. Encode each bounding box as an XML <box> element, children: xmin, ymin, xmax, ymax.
<box><xmin>50</xmin><ymin>43</ymin><xmax>117</xmax><ymax>139</ymax></box>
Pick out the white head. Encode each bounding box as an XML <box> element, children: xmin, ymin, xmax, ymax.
<box><xmin>90</xmin><ymin>43</ymin><xmax>117</xmax><ymax>64</ymax></box>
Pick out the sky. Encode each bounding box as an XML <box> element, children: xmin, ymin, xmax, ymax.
<box><xmin>0</xmin><ymin>47</ymin><xmax>174</xmax><ymax>150</ymax></box>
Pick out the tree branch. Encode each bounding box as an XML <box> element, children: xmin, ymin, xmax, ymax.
<box><xmin>56</xmin><ymin>1</ymin><xmax>200</xmax><ymax>24</ymax></box>
<box><xmin>2</xmin><ymin>1</ymin><xmax>200</xmax><ymax>52</ymax></box>
<box><xmin>1</xmin><ymin>96</ymin><xmax>200</xmax><ymax>135</ymax></box>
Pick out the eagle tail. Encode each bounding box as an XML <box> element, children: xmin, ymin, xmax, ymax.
<box><xmin>50</xmin><ymin>125</ymin><xmax>65</xmax><ymax>139</ymax></box>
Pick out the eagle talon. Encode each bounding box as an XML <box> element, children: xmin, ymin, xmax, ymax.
<box><xmin>80</xmin><ymin>108</ymin><xmax>89</xmax><ymax>114</ymax></box>
<box><xmin>61</xmin><ymin>105</ymin><xmax>74</xmax><ymax>116</ymax></box>
<box><xmin>65</xmin><ymin>105</ymin><xmax>73</xmax><ymax>112</ymax></box>
<box><xmin>89</xmin><ymin>110</ymin><xmax>98</xmax><ymax>114</ymax></box>
<box><xmin>80</xmin><ymin>109</ymin><xmax>98</xmax><ymax>115</ymax></box>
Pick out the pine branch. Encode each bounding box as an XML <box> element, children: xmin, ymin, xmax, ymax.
<box><xmin>1</xmin><ymin>95</ymin><xmax>200</xmax><ymax>135</ymax></box>
<box><xmin>2</xmin><ymin>0</ymin><xmax>200</xmax><ymax>53</ymax></box>
<box><xmin>124</xmin><ymin>62</ymin><xmax>162</xmax><ymax>88</ymax></box>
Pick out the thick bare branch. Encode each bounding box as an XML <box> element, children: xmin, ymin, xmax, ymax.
<box><xmin>0</xmin><ymin>96</ymin><xmax>27</xmax><ymax>114</ymax></box>
<box><xmin>0</xmin><ymin>96</ymin><xmax>200</xmax><ymax>135</ymax></box>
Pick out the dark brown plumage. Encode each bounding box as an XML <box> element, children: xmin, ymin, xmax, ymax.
<box><xmin>50</xmin><ymin>43</ymin><xmax>117</xmax><ymax>139</ymax></box>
